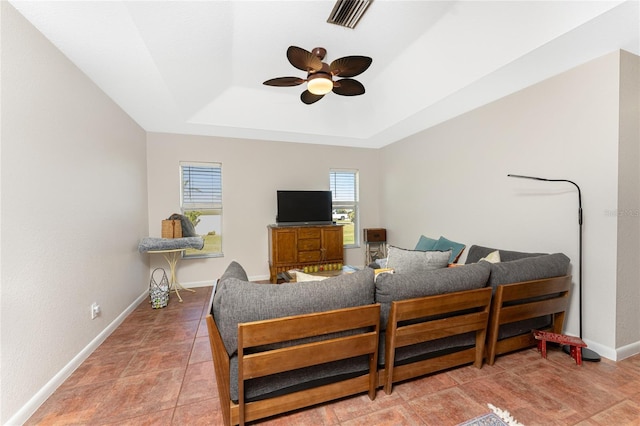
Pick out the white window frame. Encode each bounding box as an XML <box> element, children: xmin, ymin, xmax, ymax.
<box><xmin>330</xmin><ymin>169</ymin><xmax>359</xmax><ymax>248</ymax></box>
<box><xmin>180</xmin><ymin>161</ymin><xmax>223</xmax><ymax>258</ymax></box>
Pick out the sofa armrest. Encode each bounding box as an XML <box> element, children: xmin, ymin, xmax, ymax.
<box><xmin>206</xmin><ymin>310</ymin><xmax>233</xmax><ymax>425</ymax></box>
<box><xmin>210</xmin><ymin>303</ymin><xmax>380</xmax><ymax>426</ymax></box>
<box><xmin>486</xmin><ymin>275</ymin><xmax>571</xmax><ymax>365</ymax></box>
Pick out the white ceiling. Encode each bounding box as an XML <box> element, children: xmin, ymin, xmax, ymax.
<box><xmin>9</xmin><ymin>0</ymin><xmax>640</xmax><ymax>148</ymax></box>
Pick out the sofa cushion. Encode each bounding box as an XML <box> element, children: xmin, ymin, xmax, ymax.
<box><xmin>378</xmin><ymin>332</ymin><xmax>476</xmax><ymax>366</ymax></box>
<box><xmin>386</xmin><ymin>245</ymin><xmax>451</xmax><ymax>274</ymax></box>
<box><xmin>486</xmin><ymin>253</ymin><xmax>571</xmax><ymax>290</ymax></box>
<box><xmin>212</xmin><ymin>268</ymin><xmax>375</xmax><ymax>356</ymax></box>
<box><xmin>229</xmin><ymin>354</ymin><xmax>369</xmax><ymax>402</ymax></box>
<box><xmin>465</xmin><ymin>245</ymin><xmax>545</xmax><ymax>264</ymax></box>
<box><xmin>375</xmin><ymin>263</ymin><xmax>491</xmax><ymax>330</ymax></box>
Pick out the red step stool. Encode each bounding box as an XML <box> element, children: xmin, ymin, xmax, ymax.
<box><xmin>532</xmin><ymin>330</ymin><xmax>587</xmax><ymax>365</ymax></box>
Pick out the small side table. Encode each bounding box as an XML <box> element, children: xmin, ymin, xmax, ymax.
<box><xmin>533</xmin><ymin>330</ymin><xmax>587</xmax><ymax>365</ymax></box>
<box><xmin>147</xmin><ymin>249</ymin><xmax>195</xmax><ymax>302</ymax></box>
<box><xmin>364</xmin><ymin>228</ymin><xmax>387</xmax><ymax>265</ymax></box>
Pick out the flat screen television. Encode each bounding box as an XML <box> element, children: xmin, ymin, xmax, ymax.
<box><xmin>276</xmin><ymin>190</ymin><xmax>333</xmax><ymax>225</ymax></box>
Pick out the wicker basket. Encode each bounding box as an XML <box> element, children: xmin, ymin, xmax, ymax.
<box><xmin>149</xmin><ymin>268</ymin><xmax>170</xmax><ymax>309</ymax></box>
<box><xmin>161</xmin><ymin>219</ymin><xmax>182</xmax><ymax>238</ymax></box>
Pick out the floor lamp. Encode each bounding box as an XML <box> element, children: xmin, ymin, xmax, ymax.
<box><xmin>507</xmin><ymin>174</ymin><xmax>600</xmax><ymax>362</ymax></box>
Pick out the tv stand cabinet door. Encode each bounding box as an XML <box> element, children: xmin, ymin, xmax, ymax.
<box><xmin>270</xmin><ymin>228</ymin><xmax>297</xmax><ymax>265</ymax></box>
<box><xmin>322</xmin><ymin>226</ymin><xmax>344</xmax><ymax>262</ymax></box>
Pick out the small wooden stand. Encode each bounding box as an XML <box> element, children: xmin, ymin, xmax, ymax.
<box><xmin>533</xmin><ymin>330</ymin><xmax>587</xmax><ymax>365</ymax></box>
<box><xmin>364</xmin><ymin>228</ymin><xmax>386</xmax><ymax>265</ymax></box>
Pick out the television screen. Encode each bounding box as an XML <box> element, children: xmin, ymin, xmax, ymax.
<box><xmin>277</xmin><ymin>190</ymin><xmax>333</xmax><ymax>225</ymax></box>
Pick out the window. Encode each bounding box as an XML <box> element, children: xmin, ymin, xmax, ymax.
<box><xmin>330</xmin><ymin>169</ymin><xmax>359</xmax><ymax>247</ymax></box>
<box><xmin>180</xmin><ymin>162</ymin><xmax>222</xmax><ymax>258</ymax></box>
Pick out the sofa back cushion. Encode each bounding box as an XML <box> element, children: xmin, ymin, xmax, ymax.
<box><xmin>465</xmin><ymin>245</ymin><xmax>545</xmax><ymax>264</ymax></box>
<box><xmin>219</xmin><ymin>260</ymin><xmax>249</xmax><ymax>283</ymax></box>
<box><xmin>375</xmin><ymin>263</ymin><xmax>491</xmax><ymax>330</ymax></box>
<box><xmin>486</xmin><ymin>253</ymin><xmax>571</xmax><ymax>290</ymax></box>
<box><xmin>212</xmin><ymin>267</ymin><xmax>375</xmax><ymax>356</ymax></box>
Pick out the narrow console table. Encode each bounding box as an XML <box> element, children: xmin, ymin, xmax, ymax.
<box><xmin>268</xmin><ymin>224</ymin><xmax>344</xmax><ymax>283</ymax></box>
<box><xmin>138</xmin><ymin>236</ymin><xmax>204</xmax><ymax>302</ymax></box>
<box><xmin>147</xmin><ymin>249</ymin><xmax>194</xmax><ymax>302</ymax></box>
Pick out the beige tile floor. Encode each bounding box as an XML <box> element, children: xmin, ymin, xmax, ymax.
<box><xmin>26</xmin><ymin>286</ymin><xmax>640</xmax><ymax>425</ymax></box>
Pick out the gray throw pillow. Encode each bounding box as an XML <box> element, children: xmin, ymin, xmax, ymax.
<box><xmin>386</xmin><ymin>245</ymin><xmax>451</xmax><ymax>274</ymax></box>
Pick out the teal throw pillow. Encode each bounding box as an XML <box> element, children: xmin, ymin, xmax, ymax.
<box><xmin>415</xmin><ymin>235</ymin><xmax>438</xmax><ymax>251</ymax></box>
<box><xmin>433</xmin><ymin>236</ymin><xmax>466</xmax><ymax>263</ymax></box>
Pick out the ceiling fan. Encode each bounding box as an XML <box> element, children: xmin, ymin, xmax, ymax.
<box><xmin>263</xmin><ymin>46</ymin><xmax>372</xmax><ymax>105</ymax></box>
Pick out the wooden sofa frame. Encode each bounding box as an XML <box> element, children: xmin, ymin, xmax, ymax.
<box><xmin>485</xmin><ymin>275</ymin><xmax>572</xmax><ymax>365</ymax></box>
<box><xmin>381</xmin><ymin>286</ymin><xmax>493</xmax><ymax>394</ymax></box>
<box><xmin>207</xmin><ymin>275</ymin><xmax>571</xmax><ymax>424</ymax></box>
<box><xmin>206</xmin><ymin>303</ymin><xmax>380</xmax><ymax>426</ymax></box>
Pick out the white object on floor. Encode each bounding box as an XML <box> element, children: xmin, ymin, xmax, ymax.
<box><xmin>488</xmin><ymin>404</ymin><xmax>524</xmax><ymax>426</ymax></box>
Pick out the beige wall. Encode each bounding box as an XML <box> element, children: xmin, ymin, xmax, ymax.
<box><xmin>1</xmin><ymin>3</ymin><xmax>149</xmax><ymax>423</ymax></box>
<box><xmin>146</xmin><ymin>133</ymin><xmax>381</xmax><ymax>283</ymax></box>
<box><xmin>380</xmin><ymin>51</ymin><xmax>630</xmax><ymax>360</ymax></box>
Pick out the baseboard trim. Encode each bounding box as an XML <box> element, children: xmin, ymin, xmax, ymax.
<box><xmin>582</xmin><ymin>338</ymin><xmax>640</xmax><ymax>362</ymax></box>
<box><xmin>181</xmin><ymin>280</ymin><xmax>215</xmax><ymax>289</ymax></box>
<box><xmin>6</xmin><ymin>290</ymin><xmax>149</xmax><ymax>426</ymax></box>
<box><xmin>616</xmin><ymin>340</ymin><xmax>640</xmax><ymax>361</ymax></box>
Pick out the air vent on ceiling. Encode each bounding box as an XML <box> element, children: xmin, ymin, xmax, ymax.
<box><xmin>327</xmin><ymin>0</ymin><xmax>372</xmax><ymax>29</ymax></box>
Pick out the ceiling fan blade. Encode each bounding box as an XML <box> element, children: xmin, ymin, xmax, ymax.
<box><xmin>287</xmin><ymin>46</ymin><xmax>323</xmax><ymax>72</ymax></box>
<box><xmin>332</xmin><ymin>79</ymin><xmax>365</xmax><ymax>96</ymax></box>
<box><xmin>301</xmin><ymin>90</ymin><xmax>324</xmax><ymax>105</ymax></box>
<box><xmin>263</xmin><ymin>77</ymin><xmax>305</xmax><ymax>87</ymax></box>
<box><xmin>329</xmin><ymin>56</ymin><xmax>372</xmax><ymax>77</ymax></box>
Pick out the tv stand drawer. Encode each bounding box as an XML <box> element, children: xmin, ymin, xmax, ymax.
<box><xmin>298</xmin><ymin>239</ymin><xmax>321</xmax><ymax>251</ymax></box>
<box><xmin>298</xmin><ymin>228</ymin><xmax>321</xmax><ymax>239</ymax></box>
<box><xmin>298</xmin><ymin>251</ymin><xmax>321</xmax><ymax>262</ymax></box>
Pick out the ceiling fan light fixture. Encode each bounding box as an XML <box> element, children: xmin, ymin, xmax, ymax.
<box><xmin>265</xmin><ymin>46</ymin><xmax>370</xmax><ymax>104</ymax></box>
<box><xmin>307</xmin><ymin>74</ymin><xmax>333</xmax><ymax>95</ymax></box>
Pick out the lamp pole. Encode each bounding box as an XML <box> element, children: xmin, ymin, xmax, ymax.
<box><xmin>508</xmin><ymin>174</ymin><xmax>600</xmax><ymax>362</ymax></box>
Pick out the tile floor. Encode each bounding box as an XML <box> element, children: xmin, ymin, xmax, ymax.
<box><xmin>27</xmin><ymin>286</ymin><xmax>640</xmax><ymax>425</ymax></box>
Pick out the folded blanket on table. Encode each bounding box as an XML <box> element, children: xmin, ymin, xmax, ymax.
<box><xmin>138</xmin><ymin>237</ymin><xmax>204</xmax><ymax>253</ymax></box>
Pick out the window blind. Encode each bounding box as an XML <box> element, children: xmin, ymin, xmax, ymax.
<box><xmin>330</xmin><ymin>170</ymin><xmax>357</xmax><ymax>202</ymax></box>
<box><xmin>181</xmin><ymin>163</ymin><xmax>222</xmax><ymax>209</ymax></box>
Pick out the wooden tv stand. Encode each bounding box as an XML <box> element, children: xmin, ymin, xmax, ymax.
<box><xmin>268</xmin><ymin>224</ymin><xmax>344</xmax><ymax>283</ymax></box>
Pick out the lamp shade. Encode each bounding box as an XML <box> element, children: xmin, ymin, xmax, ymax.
<box><xmin>307</xmin><ymin>74</ymin><xmax>333</xmax><ymax>95</ymax></box>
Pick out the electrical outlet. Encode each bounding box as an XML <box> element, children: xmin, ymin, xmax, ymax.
<box><xmin>91</xmin><ymin>303</ymin><xmax>100</xmax><ymax>320</ymax></box>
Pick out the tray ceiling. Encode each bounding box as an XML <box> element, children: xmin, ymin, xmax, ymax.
<box><xmin>9</xmin><ymin>0</ymin><xmax>639</xmax><ymax>148</ymax></box>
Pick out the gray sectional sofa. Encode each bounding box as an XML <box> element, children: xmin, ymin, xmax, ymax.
<box><xmin>206</xmin><ymin>244</ymin><xmax>572</xmax><ymax>425</ymax></box>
